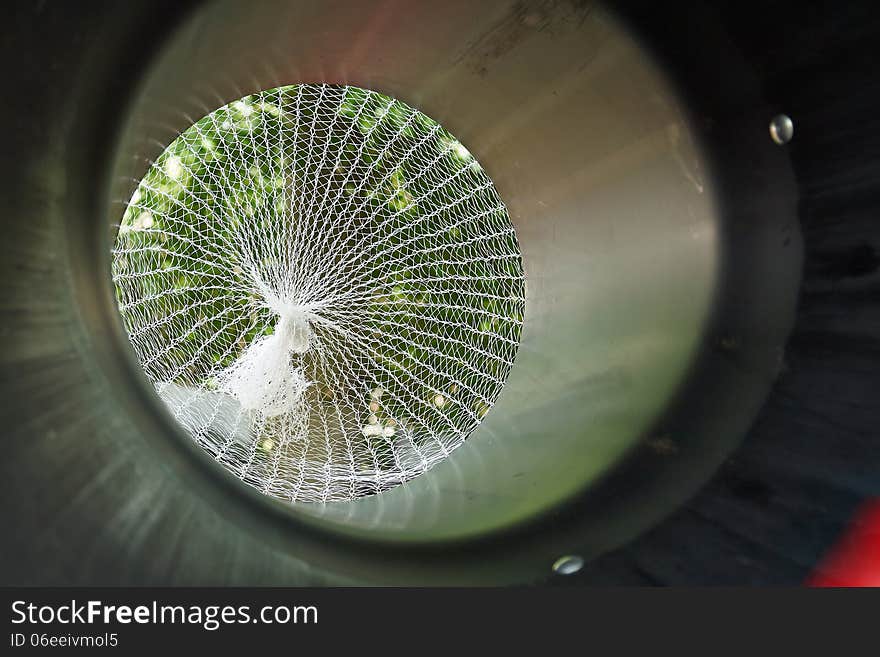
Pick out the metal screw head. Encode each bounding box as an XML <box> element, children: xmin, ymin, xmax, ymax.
<box><xmin>769</xmin><ymin>114</ymin><xmax>794</xmax><ymax>145</ymax></box>
<box><xmin>552</xmin><ymin>554</ymin><xmax>584</xmax><ymax>575</ymax></box>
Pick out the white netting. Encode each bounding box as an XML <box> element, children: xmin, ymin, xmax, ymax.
<box><xmin>112</xmin><ymin>84</ymin><xmax>525</xmax><ymax>502</ymax></box>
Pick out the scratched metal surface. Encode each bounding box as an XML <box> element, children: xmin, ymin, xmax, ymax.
<box><xmin>0</xmin><ymin>0</ymin><xmax>829</xmax><ymax>585</ymax></box>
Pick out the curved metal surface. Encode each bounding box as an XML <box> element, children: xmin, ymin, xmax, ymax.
<box><xmin>0</xmin><ymin>0</ymin><xmax>805</xmax><ymax>584</ymax></box>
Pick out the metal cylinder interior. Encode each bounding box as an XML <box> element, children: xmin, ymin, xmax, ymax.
<box><xmin>2</xmin><ymin>0</ymin><xmax>805</xmax><ymax>584</ymax></box>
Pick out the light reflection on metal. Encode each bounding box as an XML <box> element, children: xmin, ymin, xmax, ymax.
<box><xmin>770</xmin><ymin>114</ymin><xmax>794</xmax><ymax>145</ymax></box>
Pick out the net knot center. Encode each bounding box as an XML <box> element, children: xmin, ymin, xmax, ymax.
<box><xmin>272</xmin><ymin>304</ymin><xmax>312</xmax><ymax>355</ymax></box>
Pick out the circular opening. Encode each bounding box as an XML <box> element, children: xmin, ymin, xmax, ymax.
<box><xmin>112</xmin><ymin>83</ymin><xmax>526</xmax><ymax>504</ymax></box>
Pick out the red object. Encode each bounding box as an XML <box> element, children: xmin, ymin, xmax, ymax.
<box><xmin>807</xmin><ymin>499</ymin><xmax>880</xmax><ymax>587</ymax></box>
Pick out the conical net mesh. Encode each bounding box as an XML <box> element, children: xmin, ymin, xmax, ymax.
<box><xmin>112</xmin><ymin>84</ymin><xmax>525</xmax><ymax>502</ymax></box>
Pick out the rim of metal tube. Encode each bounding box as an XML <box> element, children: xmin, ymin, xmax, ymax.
<box><xmin>57</xmin><ymin>0</ymin><xmax>801</xmax><ymax>584</ymax></box>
